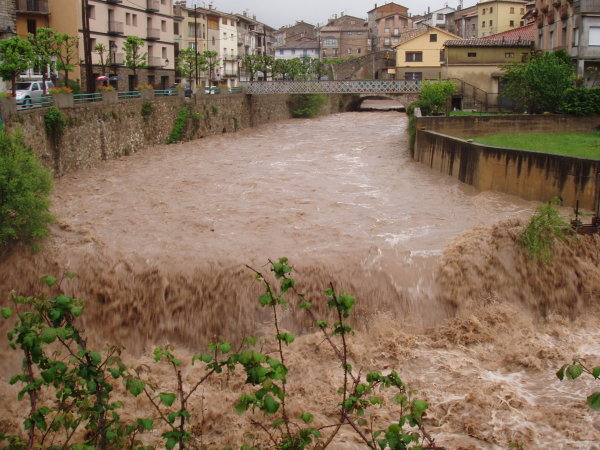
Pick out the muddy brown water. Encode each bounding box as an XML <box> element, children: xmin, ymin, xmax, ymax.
<box><xmin>1</xmin><ymin>111</ymin><xmax>599</xmax><ymax>448</ymax></box>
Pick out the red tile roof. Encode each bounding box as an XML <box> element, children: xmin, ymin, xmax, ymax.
<box><xmin>445</xmin><ymin>38</ymin><xmax>533</xmax><ymax>47</ymax></box>
<box><xmin>483</xmin><ymin>23</ymin><xmax>536</xmax><ymax>42</ymax></box>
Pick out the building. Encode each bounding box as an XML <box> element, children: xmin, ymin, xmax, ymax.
<box><xmin>446</xmin><ymin>5</ymin><xmax>479</xmax><ymax>38</ymax></box>
<box><xmin>275</xmin><ymin>21</ymin><xmax>316</xmax><ymax>46</ymax></box>
<box><xmin>275</xmin><ymin>37</ymin><xmax>319</xmax><ymax>59</ymax></box>
<box><xmin>47</xmin><ymin>0</ymin><xmax>176</xmax><ymax>91</ymax></box>
<box><xmin>443</xmin><ymin>38</ymin><xmax>534</xmax><ymax>107</ymax></box>
<box><xmin>367</xmin><ymin>2</ymin><xmax>412</xmax><ymax>52</ymax></box>
<box><xmin>535</xmin><ymin>0</ymin><xmax>600</xmax><ymax>85</ymax></box>
<box><xmin>477</xmin><ymin>0</ymin><xmax>528</xmax><ymax>37</ymax></box>
<box><xmin>15</xmin><ymin>0</ymin><xmax>50</xmax><ymax>38</ymax></box>
<box><xmin>483</xmin><ymin>22</ymin><xmax>536</xmax><ymax>41</ymax></box>
<box><xmin>1</xmin><ymin>0</ymin><xmax>17</xmax><ymax>38</ymax></box>
<box><xmin>414</xmin><ymin>6</ymin><xmax>456</xmax><ymax>29</ymax></box>
<box><xmin>218</xmin><ymin>13</ymin><xmax>238</xmax><ymax>87</ymax></box>
<box><xmin>393</xmin><ymin>25</ymin><xmax>461</xmax><ymax>80</ymax></box>
<box><xmin>174</xmin><ymin>2</ymin><xmax>208</xmax><ymax>87</ymax></box>
<box><xmin>318</xmin><ymin>14</ymin><xmax>368</xmax><ymax>59</ymax></box>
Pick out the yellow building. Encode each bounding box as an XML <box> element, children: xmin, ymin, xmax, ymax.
<box><xmin>393</xmin><ymin>25</ymin><xmax>461</xmax><ymax>80</ymax></box>
<box><xmin>477</xmin><ymin>0</ymin><xmax>527</xmax><ymax>37</ymax></box>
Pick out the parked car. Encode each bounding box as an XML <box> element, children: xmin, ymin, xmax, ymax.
<box><xmin>204</xmin><ymin>86</ymin><xmax>219</xmax><ymax>95</ymax></box>
<box><xmin>13</xmin><ymin>80</ymin><xmax>54</xmax><ymax>108</ymax></box>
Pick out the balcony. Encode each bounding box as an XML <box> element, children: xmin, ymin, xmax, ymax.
<box><xmin>147</xmin><ymin>27</ymin><xmax>160</xmax><ymax>40</ymax></box>
<box><xmin>16</xmin><ymin>0</ymin><xmax>49</xmax><ymax>14</ymax></box>
<box><xmin>110</xmin><ymin>52</ymin><xmax>124</xmax><ymax>65</ymax></box>
<box><xmin>146</xmin><ymin>0</ymin><xmax>159</xmax><ymax>12</ymax></box>
<box><xmin>108</xmin><ymin>21</ymin><xmax>124</xmax><ymax>35</ymax></box>
<box><xmin>147</xmin><ymin>56</ymin><xmax>163</xmax><ymax>67</ymax></box>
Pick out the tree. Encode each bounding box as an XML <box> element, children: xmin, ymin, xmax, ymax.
<box><xmin>258</xmin><ymin>54</ymin><xmax>277</xmax><ymax>80</ymax></box>
<box><xmin>176</xmin><ymin>47</ymin><xmax>207</xmax><ymax>88</ymax></box>
<box><xmin>54</xmin><ymin>33</ymin><xmax>78</xmax><ymax>87</ymax></box>
<box><xmin>242</xmin><ymin>54</ymin><xmax>262</xmax><ymax>81</ymax></box>
<box><xmin>501</xmin><ymin>50</ymin><xmax>575</xmax><ymax>113</ymax></box>
<box><xmin>274</xmin><ymin>58</ymin><xmax>308</xmax><ymax>81</ymax></box>
<box><xmin>94</xmin><ymin>43</ymin><xmax>110</xmax><ymax>76</ymax></box>
<box><xmin>123</xmin><ymin>35</ymin><xmax>147</xmax><ymax>87</ymax></box>
<box><xmin>417</xmin><ymin>80</ymin><xmax>457</xmax><ymax>116</ymax></box>
<box><xmin>202</xmin><ymin>50</ymin><xmax>220</xmax><ymax>86</ymax></box>
<box><xmin>28</xmin><ymin>27</ymin><xmax>58</xmax><ymax>95</ymax></box>
<box><xmin>0</xmin><ymin>37</ymin><xmax>34</xmax><ymax>96</ymax></box>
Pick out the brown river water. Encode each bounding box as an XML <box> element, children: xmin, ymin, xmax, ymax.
<box><xmin>1</xmin><ymin>111</ymin><xmax>599</xmax><ymax>448</ymax></box>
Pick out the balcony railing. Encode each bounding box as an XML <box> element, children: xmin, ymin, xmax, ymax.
<box><xmin>108</xmin><ymin>21</ymin><xmax>124</xmax><ymax>34</ymax></box>
<box><xmin>147</xmin><ymin>56</ymin><xmax>162</xmax><ymax>67</ymax></box>
<box><xmin>573</xmin><ymin>0</ymin><xmax>600</xmax><ymax>12</ymax></box>
<box><xmin>16</xmin><ymin>0</ymin><xmax>49</xmax><ymax>13</ymax></box>
<box><xmin>147</xmin><ymin>27</ymin><xmax>160</xmax><ymax>40</ymax></box>
<box><xmin>146</xmin><ymin>0</ymin><xmax>159</xmax><ymax>12</ymax></box>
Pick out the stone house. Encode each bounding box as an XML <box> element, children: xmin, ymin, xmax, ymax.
<box><xmin>445</xmin><ymin>4</ymin><xmax>479</xmax><ymax>38</ymax></box>
<box><xmin>318</xmin><ymin>15</ymin><xmax>369</xmax><ymax>59</ymax></box>
<box><xmin>367</xmin><ymin>2</ymin><xmax>412</xmax><ymax>52</ymax></box>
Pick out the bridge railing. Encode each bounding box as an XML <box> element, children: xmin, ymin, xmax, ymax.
<box><xmin>240</xmin><ymin>80</ymin><xmax>421</xmax><ymax>95</ymax></box>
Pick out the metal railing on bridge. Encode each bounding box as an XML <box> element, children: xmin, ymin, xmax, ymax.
<box><xmin>240</xmin><ymin>80</ymin><xmax>421</xmax><ymax>95</ymax></box>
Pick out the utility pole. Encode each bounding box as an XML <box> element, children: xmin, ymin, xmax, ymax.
<box><xmin>81</xmin><ymin>0</ymin><xmax>94</xmax><ymax>92</ymax></box>
<box><xmin>194</xmin><ymin>5</ymin><xmax>199</xmax><ymax>87</ymax></box>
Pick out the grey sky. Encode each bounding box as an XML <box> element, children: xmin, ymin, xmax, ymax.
<box><xmin>190</xmin><ymin>0</ymin><xmax>478</xmax><ymax>29</ymax></box>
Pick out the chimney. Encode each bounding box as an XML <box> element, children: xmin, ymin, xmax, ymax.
<box><xmin>428</xmin><ymin>6</ymin><xmax>430</xmax><ymax>14</ymax></box>
<box><xmin>374</xmin><ymin>3</ymin><xmax>377</xmax><ymax>8</ymax></box>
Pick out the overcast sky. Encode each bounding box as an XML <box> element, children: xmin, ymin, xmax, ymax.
<box><xmin>189</xmin><ymin>0</ymin><xmax>478</xmax><ymax>29</ymax></box>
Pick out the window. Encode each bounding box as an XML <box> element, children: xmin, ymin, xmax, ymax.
<box><xmin>161</xmin><ymin>0</ymin><xmax>165</xmax><ymax>4</ymax></box>
<box><xmin>174</xmin><ymin>22</ymin><xmax>179</xmax><ymax>35</ymax></box>
<box><xmin>188</xmin><ymin>23</ymin><xmax>196</xmax><ymax>37</ymax></box>
<box><xmin>162</xmin><ymin>47</ymin><xmax>167</xmax><ymax>58</ymax></box>
<box><xmin>291</xmin><ymin>49</ymin><xmax>296</xmax><ymax>55</ymax></box>
<box><xmin>482</xmin><ymin>21</ymin><xmax>486</xmax><ymax>27</ymax></box>
<box><xmin>520</xmin><ymin>21</ymin><xmax>525</xmax><ymax>26</ymax></box>
<box><xmin>348</xmin><ymin>48</ymin><xmax>352</xmax><ymax>54</ymax></box>
<box><xmin>384</xmin><ymin>37</ymin><xmax>391</xmax><ymax>45</ymax></box>
<box><xmin>384</xmin><ymin>28</ymin><xmax>390</xmax><ymax>33</ymax></box>
<box><xmin>132</xmin><ymin>14</ymin><xmax>137</xmax><ymax>26</ymax></box>
<box><xmin>573</xmin><ymin>27</ymin><xmax>579</xmax><ymax>46</ymax></box>
<box><xmin>430</xmin><ymin>33</ymin><xmax>437</xmax><ymax>42</ymax></box>
<box><xmin>393</xmin><ymin>37</ymin><xmax>399</xmax><ymax>43</ymax></box>
<box><xmin>357</xmin><ymin>48</ymin><xmax>361</xmax><ymax>54</ymax></box>
<box><xmin>279</xmin><ymin>49</ymin><xmax>284</xmax><ymax>55</ymax></box>
<box><xmin>323</xmin><ymin>38</ymin><xmax>338</xmax><ymax>47</ymax></box>
<box><xmin>393</xmin><ymin>28</ymin><xmax>399</xmax><ymax>36</ymax></box>
<box><xmin>489</xmin><ymin>20</ymin><xmax>493</xmax><ymax>27</ymax></box>
<box><xmin>436</xmin><ymin>13</ymin><xmax>444</xmax><ymax>20</ymax></box>
<box><xmin>590</xmin><ymin>27</ymin><xmax>600</xmax><ymax>45</ymax></box>
<box><xmin>161</xmin><ymin>20</ymin><xmax>166</xmax><ymax>32</ymax></box>
<box><xmin>405</xmin><ymin>51</ymin><xmax>423</xmax><ymax>62</ymax></box>
<box><xmin>505</xmin><ymin>52</ymin><xmax>514</xmax><ymax>58</ymax></box>
<box><xmin>147</xmin><ymin>75</ymin><xmax>155</xmax><ymax>86</ymax></box>
<box><xmin>88</xmin><ymin>5</ymin><xmax>95</xmax><ymax>19</ymax></box>
<box><xmin>222</xmin><ymin>18</ymin><xmax>227</xmax><ymax>24</ymax></box>
<box><xmin>467</xmin><ymin>52</ymin><xmax>477</xmax><ymax>57</ymax></box>
<box><xmin>490</xmin><ymin>7</ymin><xmax>493</xmax><ymax>12</ymax></box>
<box><xmin>386</xmin><ymin>17</ymin><xmax>394</xmax><ymax>26</ymax></box>
<box><xmin>510</xmin><ymin>7</ymin><xmax>515</xmax><ymax>13</ymax></box>
<box><xmin>126</xmin><ymin>13</ymin><xmax>131</xmax><ymax>25</ymax></box>
<box><xmin>90</xmin><ymin>38</ymin><xmax>96</xmax><ymax>49</ymax></box>
<box><xmin>521</xmin><ymin>8</ymin><xmax>525</xmax><ymax>14</ymax></box>
<box><xmin>27</xmin><ymin>19</ymin><xmax>36</xmax><ymax>34</ymax></box>
<box><xmin>482</xmin><ymin>8</ymin><xmax>486</xmax><ymax>14</ymax></box>
<box><xmin>405</xmin><ymin>72</ymin><xmax>422</xmax><ymax>80</ymax></box>
<box><xmin>303</xmin><ymin>49</ymin><xmax>308</xmax><ymax>56</ymax></box>
<box><xmin>212</xmin><ymin>36</ymin><xmax>215</xmax><ymax>45</ymax></box>
<box><xmin>472</xmin><ymin>23</ymin><xmax>475</xmax><ymax>30</ymax></box>
<box><xmin>440</xmin><ymin>50</ymin><xmax>445</xmax><ymax>61</ymax></box>
<box><xmin>510</xmin><ymin>20</ymin><xmax>514</xmax><ymax>27</ymax></box>
<box><xmin>188</xmin><ymin>42</ymin><xmax>196</xmax><ymax>49</ymax></box>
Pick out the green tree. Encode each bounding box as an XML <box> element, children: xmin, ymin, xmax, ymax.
<box><xmin>0</xmin><ymin>37</ymin><xmax>34</xmax><ymax>96</ymax></box>
<box><xmin>258</xmin><ymin>54</ymin><xmax>277</xmax><ymax>80</ymax></box>
<box><xmin>202</xmin><ymin>50</ymin><xmax>220</xmax><ymax>86</ymax></box>
<box><xmin>176</xmin><ymin>47</ymin><xmax>207</xmax><ymax>88</ymax></box>
<box><xmin>501</xmin><ymin>50</ymin><xmax>575</xmax><ymax>113</ymax></box>
<box><xmin>54</xmin><ymin>33</ymin><xmax>78</xmax><ymax>87</ymax></box>
<box><xmin>123</xmin><ymin>35</ymin><xmax>147</xmax><ymax>87</ymax></box>
<box><xmin>0</xmin><ymin>128</ymin><xmax>54</xmax><ymax>252</ymax></box>
<box><xmin>94</xmin><ymin>43</ymin><xmax>110</xmax><ymax>76</ymax></box>
<box><xmin>274</xmin><ymin>57</ymin><xmax>309</xmax><ymax>80</ymax></box>
<box><xmin>28</xmin><ymin>27</ymin><xmax>58</xmax><ymax>95</ymax></box>
<box><xmin>242</xmin><ymin>54</ymin><xmax>262</xmax><ymax>81</ymax></box>
<box><xmin>417</xmin><ymin>80</ymin><xmax>457</xmax><ymax>116</ymax></box>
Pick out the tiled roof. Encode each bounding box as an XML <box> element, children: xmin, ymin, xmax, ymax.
<box><xmin>445</xmin><ymin>38</ymin><xmax>533</xmax><ymax>47</ymax></box>
<box><xmin>395</xmin><ymin>28</ymin><xmax>429</xmax><ymax>45</ymax></box>
<box><xmin>483</xmin><ymin>23</ymin><xmax>537</xmax><ymax>41</ymax></box>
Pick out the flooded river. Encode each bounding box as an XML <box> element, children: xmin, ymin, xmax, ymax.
<box><xmin>1</xmin><ymin>111</ymin><xmax>599</xmax><ymax>448</ymax></box>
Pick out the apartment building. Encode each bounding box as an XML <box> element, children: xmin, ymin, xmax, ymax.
<box><xmin>367</xmin><ymin>2</ymin><xmax>412</xmax><ymax>51</ymax></box>
<box><xmin>275</xmin><ymin>21</ymin><xmax>316</xmax><ymax>46</ymax></box>
<box><xmin>319</xmin><ymin>14</ymin><xmax>368</xmax><ymax>59</ymax></box>
<box><xmin>275</xmin><ymin>38</ymin><xmax>320</xmax><ymax>60</ymax></box>
<box><xmin>535</xmin><ymin>0</ymin><xmax>600</xmax><ymax>85</ymax></box>
<box><xmin>478</xmin><ymin>0</ymin><xmax>527</xmax><ymax>37</ymax></box>
<box><xmin>414</xmin><ymin>6</ymin><xmax>456</xmax><ymax>29</ymax></box>
<box><xmin>219</xmin><ymin>13</ymin><xmax>238</xmax><ymax>86</ymax></box>
<box><xmin>446</xmin><ymin>5</ymin><xmax>479</xmax><ymax>38</ymax></box>
<box><xmin>47</xmin><ymin>0</ymin><xmax>175</xmax><ymax>91</ymax></box>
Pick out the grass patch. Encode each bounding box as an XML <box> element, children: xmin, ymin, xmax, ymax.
<box><xmin>471</xmin><ymin>132</ymin><xmax>600</xmax><ymax>159</ymax></box>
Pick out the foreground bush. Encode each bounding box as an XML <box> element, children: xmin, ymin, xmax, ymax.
<box><xmin>560</xmin><ymin>87</ymin><xmax>600</xmax><ymax>116</ymax></box>
<box><xmin>0</xmin><ymin>128</ymin><xmax>54</xmax><ymax>251</ymax></box>
<box><xmin>291</xmin><ymin>94</ymin><xmax>328</xmax><ymax>118</ymax></box>
<box><xmin>0</xmin><ymin>261</ymin><xmax>441</xmax><ymax>449</ymax></box>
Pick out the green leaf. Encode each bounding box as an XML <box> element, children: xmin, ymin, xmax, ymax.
<box><xmin>39</xmin><ymin>327</ymin><xmax>57</xmax><ymax>344</ymax></box>
<box><xmin>192</xmin><ymin>354</ymin><xmax>212</xmax><ymax>364</ymax></box>
<box><xmin>263</xmin><ymin>395</ymin><xmax>279</xmax><ymax>414</ymax></box>
<box><xmin>159</xmin><ymin>392</ymin><xmax>176</xmax><ymax>407</ymax></box>
<box><xmin>41</xmin><ymin>275</ymin><xmax>57</xmax><ymax>287</ymax></box>
<box><xmin>567</xmin><ymin>364</ymin><xmax>584</xmax><ymax>380</ymax></box>
<box><xmin>219</xmin><ymin>342</ymin><xmax>232</xmax><ymax>354</ymax></box>
<box><xmin>299</xmin><ymin>412</ymin><xmax>313</xmax><ymax>423</ymax></box>
<box><xmin>276</xmin><ymin>332</ymin><xmax>295</xmax><ymax>345</ymax></box>
<box><xmin>298</xmin><ymin>301</ymin><xmax>312</xmax><ymax>310</ymax></box>
<box><xmin>125</xmin><ymin>378</ymin><xmax>145</xmax><ymax>397</ymax></box>
<box><xmin>1</xmin><ymin>307</ymin><xmax>12</xmax><ymax>319</ymax></box>
<box><xmin>556</xmin><ymin>364</ymin><xmax>568</xmax><ymax>381</ymax></box>
<box><xmin>136</xmin><ymin>418</ymin><xmax>154</xmax><ymax>430</ymax></box>
<box><xmin>411</xmin><ymin>399</ymin><xmax>428</xmax><ymax>417</ymax></box>
<box><xmin>315</xmin><ymin>321</ymin><xmax>327</xmax><ymax>329</ymax></box>
<box><xmin>593</xmin><ymin>367</ymin><xmax>600</xmax><ymax>379</ymax></box>
<box><xmin>88</xmin><ymin>351</ymin><xmax>101</xmax><ymax>365</ymax></box>
<box><xmin>258</xmin><ymin>293</ymin><xmax>271</xmax><ymax>307</ymax></box>
<box><xmin>587</xmin><ymin>392</ymin><xmax>600</xmax><ymax>410</ymax></box>
<box><xmin>70</xmin><ymin>306</ymin><xmax>83</xmax><ymax>317</ymax></box>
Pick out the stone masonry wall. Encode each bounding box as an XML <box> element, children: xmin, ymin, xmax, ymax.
<box><xmin>5</xmin><ymin>93</ymin><xmax>350</xmax><ymax>177</ymax></box>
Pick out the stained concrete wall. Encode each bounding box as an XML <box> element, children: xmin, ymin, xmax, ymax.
<box><xmin>5</xmin><ymin>93</ymin><xmax>350</xmax><ymax>177</ymax></box>
<box><xmin>414</xmin><ymin>115</ymin><xmax>600</xmax><ymax>209</ymax></box>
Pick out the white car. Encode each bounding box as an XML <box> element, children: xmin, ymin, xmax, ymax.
<box><xmin>13</xmin><ymin>80</ymin><xmax>54</xmax><ymax>108</ymax></box>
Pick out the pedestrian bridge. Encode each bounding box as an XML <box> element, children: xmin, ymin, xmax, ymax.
<box><xmin>240</xmin><ymin>80</ymin><xmax>421</xmax><ymax>95</ymax></box>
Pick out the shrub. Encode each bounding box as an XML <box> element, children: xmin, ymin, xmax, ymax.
<box><xmin>140</xmin><ymin>101</ymin><xmax>154</xmax><ymax>117</ymax></box>
<box><xmin>560</xmin><ymin>87</ymin><xmax>600</xmax><ymax>116</ymax></box>
<box><xmin>43</xmin><ymin>106</ymin><xmax>67</xmax><ymax>143</ymax></box>
<box><xmin>167</xmin><ymin>106</ymin><xmax>190</xmax><ymax>144</ymax></box>
<box><xmin>417</xmin><ymin>80</ymin><xmax>456</xmax><ymax>116</ymax></box>
<box><xmin>0</xmin><ymin>128</ymin><xmax>54</xmax><ymax>250</ymax></box>
<box><xmin>48</xmin><ymin>86</ymin><xmax>72</xmax><ymax>95</ymax></box>
<box><xmin>0</xmin><ymin>92</ymin><xmax>11</xmax><ymax>99</ymax></box>
<box><xmin>291</xmin><ymin>94</ymin><xmax>328</xmax><ymax>118</ymax></box>
<box><xmin>65</xmin><ymin>79</ymin><xmax>81</xmax><ymax>94</ymax></box>
<box><xmin>97</xmin><ymin>85</ymin><xmax>116</xmax><ymax>93</ymax></box>
<box><xmin>135</xmin><ymin>84</ymin><xmax>153</xmax><ymax>91</ymax></box>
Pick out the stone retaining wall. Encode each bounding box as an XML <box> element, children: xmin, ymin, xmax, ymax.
<box><xmin>414</xmin><ymin>115</ymin><xmax>600</xmax><ymax>209</ymax></box>
<box><xmin>5</xmin><ymin>93</ymin><xmax>350</xmax><ymax>177</ymax></box>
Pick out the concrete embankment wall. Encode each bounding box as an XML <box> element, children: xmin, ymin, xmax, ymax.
<box><xmin>5</xmin><ymin>93</ymin><xmax>349</xmax><ymax>177</ymax></box>
<box><xmin>414</xmin><ymin>115</ymin><xmax>600</xmax><ymax>209</ymax></box>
